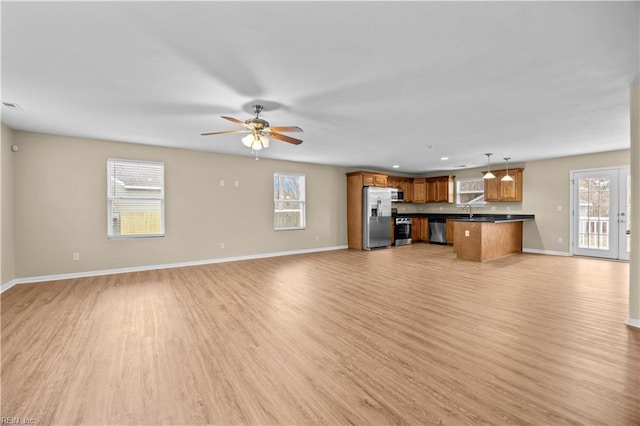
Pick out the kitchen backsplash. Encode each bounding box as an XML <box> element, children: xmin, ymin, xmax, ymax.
<box><xmin>392</xmin><ymin>202</ymin><xmax>525</xmax><ymax>215</ymax></box>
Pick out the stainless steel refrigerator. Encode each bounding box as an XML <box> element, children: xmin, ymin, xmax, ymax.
<box><xmin>363</xmin><ymin>187</ymin><xmax>392</xmax><ymax>250</ymax></box>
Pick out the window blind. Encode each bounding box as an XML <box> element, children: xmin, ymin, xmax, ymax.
<box><xmin>107</xmin><ymin>158</ymin><xmax>165</xmax><ymax>238</ymax></box>
<box><xmin>274</xmin><ymin>172</ymin><xmax>306</xmax><ymax>230</ymax></box>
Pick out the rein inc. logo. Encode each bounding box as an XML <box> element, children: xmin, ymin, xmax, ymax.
<box><xmin>1</xmin><ymin>418</ymin><xmax>36</xmax><ymax>425</ymax></box>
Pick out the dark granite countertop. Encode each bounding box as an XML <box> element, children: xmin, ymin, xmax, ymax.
<box><xmin>393</xmin><ymin>213</ymin><xmax>535</xmax><ymax>222</ymax></box>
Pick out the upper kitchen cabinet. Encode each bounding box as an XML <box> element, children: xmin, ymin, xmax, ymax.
<box><xmin>387</xmin><ymin>176</ymin><xmax>414</xmax><ymax>202</ymax></box>
<box><xmin>361</xmin><ymin>172</ymin><xmax>388</xmax><ymax>187</ymax></box>
<box><xmin>387</xmin><ymin>176</ymin><xmax>400</xmax><ymax>189</ymax></box>
<box><xmin>484</xmin><ymin>168</ymin><xmax>524</xmax><ymax>202</ymax></box>
<box><xmin>426</xmin><ymin>179</ymin><xmax>437</xmax><ymax>202</ymax></box>
<box><xmin>413</xmin><ymin>178</ymin><xmax>427</xmax><ymax>203</ymax></box>
<box><xmin>413</xmin><ymin>176</ymin><xmax>455</xmax><ymax>204</ymax></box>
<box><xmin>429</xmin><ymin>176</ymin><xmax>454</xmax><ymax>203</ymax></box>
<box><xmin>400</xmin><ymin>178</ymin><xmax>413</xmax><ymax>202</ymax></box>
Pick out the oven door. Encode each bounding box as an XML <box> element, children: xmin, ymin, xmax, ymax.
<box><xmin>394</xmin><ymin>221</ymin><xmax>412</xmax><ymax>245</ymax></box>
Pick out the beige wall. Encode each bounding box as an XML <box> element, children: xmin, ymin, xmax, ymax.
<box><xmin>4</xmin><ymin>126</ymin><xmax>632</xmax><ymax>279</ymax></box>
<box><xmin>11</xmin><ymin>130</ymin><xmax>348</xmax><ymax>278</ymax></box>
<box><xmin>397</xmin><ymin>150</ymin><xmax>630</xmax><ymax>253</ymax></box>
<box><xmin>1</xmin><ymin>124</ymin><xmax>16</xmax><ymax>285</ymax></box>
<box><xmin>521</xmin><ymin>150</ymin><xmax>629</xmax><ymax>252</ymax></box>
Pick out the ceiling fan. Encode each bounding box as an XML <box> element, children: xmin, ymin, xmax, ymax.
<box><xmin>201</xmin><ymin>104</ymin><xmax>303</xmax><ymax>151</ymax></box>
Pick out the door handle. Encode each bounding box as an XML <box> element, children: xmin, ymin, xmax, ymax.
<box><xmin>626</xmin><ymin>230</ymin><xmax>631</xmax><ymax>235</ymax></box>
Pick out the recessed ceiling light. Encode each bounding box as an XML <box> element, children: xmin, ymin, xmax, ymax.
<box><xmin>392</xmin><ymin>164</ymin><xmax>400</xmax><ymax>169</ymax></box>
<box><xmin>440</xmin><ymin>157</ymin><xmax>449</xmax><ymax>161</ymax></box>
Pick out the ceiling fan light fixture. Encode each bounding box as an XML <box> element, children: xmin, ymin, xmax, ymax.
<box><xmin>202</xmin><ymin>104</ymin><xmax>303</xmax><ymax>151</ymax></box>
<box><xmin>242</xmin><ymin>134</ymin><xmax>255</xmax><ymax>148</ymax></box>
<box><xmin>260</xmin><ymin>134</ymin><xmax>269</xmax><ymax>149</ymax></box>
<box><xmin>242</xmin><ymin>133</ymin><xmax>270</xmax><ymax>150</ymax></box>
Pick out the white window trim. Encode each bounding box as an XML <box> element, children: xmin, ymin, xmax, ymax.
<box><xmin>455</xmin><ymin>176</ymin><xmax>487</xmax><ymax>207</ymax></box>
<box><xmin>274</xmin><ymin>172</ymin><xmax>306</xmax><ymax>231</ymax></box>
<box><xmin>107</xmin><ymin>158</ymin><xmax>166</xmax><ymax>239</ymax></box>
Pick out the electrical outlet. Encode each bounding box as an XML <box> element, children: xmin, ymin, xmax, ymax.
<box><xmin>219</xmin><ymin>179</ymin><xmax>225</xmax><ymax>187</ymax></box>
<box><xmin>439</xmin><ymin>206</ymin><xmax>443</xmax><ymax>211</ymax></box>
<box><xmin>465</xmin><ymin>230</ymin><xmax>470</xmax><ymax>237</ymax></box>
<box><xmin>72</xmin><ymin>253</ymin><xmax>80</xmax><ymax>261</ymax></box>
<box><xmin>506</xmin><ymin>206</ymin><xmax>511</xmax><ymax>211</ymax></box>
<box><xmin>557</xmin><ymin>237</ymin><xmax>563</xmax><ymax>244</ymax></box>
<box><xmin>234</xmin><ymin>180</ymin><xmax>239</xmax><ymax>187</ymax></box>
<box><xmin>491</xmin><ymin>206</ymin><xmax>496</xmax><ymax>211</ymax></box>
<box><xmin>220</xmin><ymin>242</ymin><xmax>225</xmax><ymax>249</ymax></box>
<box><xmin>557</xmin><ymin>205</ymin><xmax>562</xmax><ymax>212</ymax></box>
<box><xmin>315</xmin><ymin>235</ymin><xmax>320</xmax><ymax>241</ymax></box>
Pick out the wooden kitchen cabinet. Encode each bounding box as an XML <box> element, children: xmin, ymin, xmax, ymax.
<box><xmin>483</xmin><ymin>168</ymin><xmax>523</xmax><ymax>202</ymax></box>
<box><xmin>411</xmin><ymin>217</ymin><xmax>428</xmax><ymax>242</ymax></box>
<box><xmin>413</xmin><ymin>178</ymin><xmax>426</xmax><ymax>203</ymax></box>
<box><xmin>484</xmin><ymin>174</ymin><xmax>500</xmax><ymax>202</ymax></box>
<box><xmin>420</xmin><ymin>218</ymin><xmax>429</xmax><ymax>241</ymax></box>
<box><xmin>411</xmin><ymin>217</ymin><xmax>429</xmax><ymax>243</ymax></box>
<box><xmin>412</xmin><ymin>218</ymin><xmax>421</xmax><ymax>242</ymax></box>
<box><xmin>347</xmin><ymin>171</ymin><xmax>388</xmax><ymax>250</ymax></box>
<box><xmin>426</xmin><ymin>179</ymin><xmax>437</xmax><ymax>202</ymax></box>
<box><xmin>361</xmin><ymin>172</ymin><xmax>388</xmax><ymax>187</ymax></box>
<box><xmin>500</xmin><ymin>169</ymin><xmax>523</xmax><ymax>201</ymax></box>
<box><xmin>446</xmin><ymin>218</ymin><xmax>455</xmax><ymax>245</ymax></box>
<box><xmin>401</xmin><ymin>178</ymin><xmax>413</xmax><ymax>202</ymax></box>
<box><xmin>435</xmin><ymin>176</ymin><xmax>454</xmax><ymax>203</ymax></box>
<box><xmin>423</xmin><ymin>176</ymin><xmax>455</xmax><ymax>203</ymax></box>
<box><xmin>387</xmin><ymin>176</ymin><xmax>400</xmax><ymax>189</ymax></box>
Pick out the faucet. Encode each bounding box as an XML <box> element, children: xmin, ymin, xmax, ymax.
<box><xmin>464</xmin><ymin>204</ymin><xmax>473</xmax><ymax>218</ymax></box>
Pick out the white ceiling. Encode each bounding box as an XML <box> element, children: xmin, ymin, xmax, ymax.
<box><xmin>2</xmin><ymin>1</ymin><xmax>639</xmax><ymax>174</ymax></box>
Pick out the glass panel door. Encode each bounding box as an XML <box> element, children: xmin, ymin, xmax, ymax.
<box><xmin>572</xmin><ymin>167</ymin><xmax>628</xmax><ymax>260</ymax></box>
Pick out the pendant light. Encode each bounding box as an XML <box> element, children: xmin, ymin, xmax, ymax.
<box><xmin>483</xmin><ymin>153</ymin><xmax>496</xmax><ymax>179</ymax></box>
<box><xmin>502</xmin><ymin>157</ymin><xmax>514</xmax><ymax>182</ymax></box>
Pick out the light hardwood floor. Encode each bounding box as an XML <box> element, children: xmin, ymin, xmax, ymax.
<box><xmin>2</xmin><ymin>245</ymin><xmax>639</xmax><ymax>425</ymax></box>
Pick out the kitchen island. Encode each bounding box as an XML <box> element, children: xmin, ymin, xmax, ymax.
<box><xmin>452</xmin><ymin>215</ymin><xmax>534</xmax><ymax>262</ymax></box>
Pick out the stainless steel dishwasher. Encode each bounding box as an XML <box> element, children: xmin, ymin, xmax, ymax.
<box><xmin>429</xmin><ymin>220</ymin><xmax>446</xmax><ymax>244</ymax></box>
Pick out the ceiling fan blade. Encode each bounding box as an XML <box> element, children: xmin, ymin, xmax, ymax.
<box><xmin>266</xmin><ymin>126</ymin><xmax>303</xmax><ymax>133</ymax></box>
<box><xmin>268</xmin><ymin>132</ymin><xmax>303</xmax><ymax>145</ymax></box>
<box><xmin>221</xmin><ymin>116</ymin><xmax>252</xmax><ymax>129</ymax></box>
<box><xmin>201</xmin><ymin>130</ymin><xmax>250</xmax><ymax>136</ymax></box>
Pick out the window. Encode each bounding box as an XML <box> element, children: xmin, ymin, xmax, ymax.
<box><xmin>107</xmin><ymin>158</ymin><xmax>165</xmax><ymax>238</ymax></box>
<box><xmin>274</xmin><ymin>172</ymin><xmax>305</xmax><ymax>230</ymax></box>
<box><xmin>456</xmin><ymin>177</ymin><xmax>486</xmax><ymax>206</ymax></box>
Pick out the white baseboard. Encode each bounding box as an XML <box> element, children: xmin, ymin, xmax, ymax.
<box><xmin>0</xmin><ymin>245</ymin><xmax>348</xmax><ymax>293</ymax></box>
<box><xmin>626</xmin><ymin>318</ymin><xmax>640</xmax><ymax>329</ymax></box>
<box><xmin>522</xmin><ymin>248</ymin><xmax>571</xmax><ymax>257</ymax></box>
<box><xmin>1</xmin><ymin>279</ymin><xmax>19</xmax><ymax>293</ymax></box>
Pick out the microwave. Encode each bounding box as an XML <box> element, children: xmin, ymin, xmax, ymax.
<box><xmin>390</xmin><ymin>188</ymin><xmax>404</xmax><ymax>202</ymax></box>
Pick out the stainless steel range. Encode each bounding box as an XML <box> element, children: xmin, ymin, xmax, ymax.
<box><xmin>394</xmin><ymin>217</ymin><xmax>412</xmax><ymax>246</ymax></box>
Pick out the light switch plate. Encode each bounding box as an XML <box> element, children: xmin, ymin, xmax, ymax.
<box><xmin>465</xmin><ymin>230</ymin><xmax>470</xmax><ymax>237</ymax></box>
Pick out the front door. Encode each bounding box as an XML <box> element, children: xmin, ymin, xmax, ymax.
<box><xmin>571</xmin><ymin>167</ymin><xmax>630</xmax><ymax>260</ymax></box>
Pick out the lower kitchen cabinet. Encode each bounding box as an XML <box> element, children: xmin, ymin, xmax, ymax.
<box><xmin>446</xmin><ymin>218</ymin><xmax>455</xmax><ymax>245</ymax></box>
<box><xmin>412</xmin><ymin>217</ymin><xmax>429</xmax><ymax>242</ymax></box>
